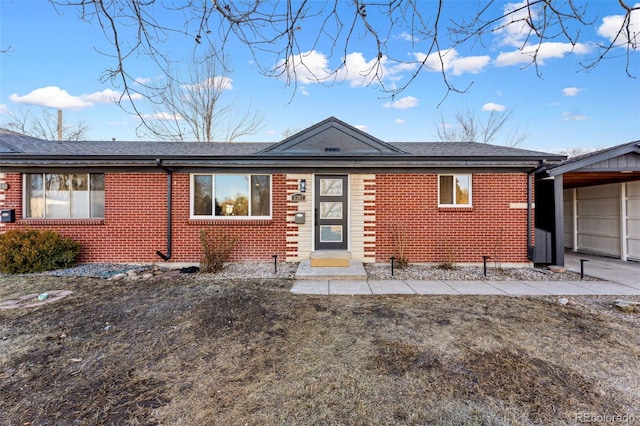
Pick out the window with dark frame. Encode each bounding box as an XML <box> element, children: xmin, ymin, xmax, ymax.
<box><xmin>24</xmin><ymin>173</ymin><xmax>105</xmax><ymax>218</ymax></box>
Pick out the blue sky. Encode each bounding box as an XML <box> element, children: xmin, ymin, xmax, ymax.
<box><xmin>1</xmin><ymin>1</ymin><xmax>638</xmax><ymax>153</ymax></box>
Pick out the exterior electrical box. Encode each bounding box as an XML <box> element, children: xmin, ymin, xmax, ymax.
<box><xmin>294</xmin><ymin>212</ymin><xmax>305</xmax><ymax>224</ymax></box>
<box><xmin>1</xmin><ymin>209</ymin><xmax>16</xmax><ymax>223</ymax></box>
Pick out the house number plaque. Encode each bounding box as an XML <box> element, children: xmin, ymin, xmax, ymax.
<box><xmin>291</xmin><ymin>193</ymin><xmax>306</xmax><ymax>202</ymax></box>
<box><xmin>0</xmin><ymin>183</ymin><xmax>9</xmax><ymax>191</ymax></box>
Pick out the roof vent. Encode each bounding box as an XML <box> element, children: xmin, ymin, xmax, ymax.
<box><xmin>324</xmin><ymin>147</ymin><xmax>341</xmax><ymax>152</ymax></box>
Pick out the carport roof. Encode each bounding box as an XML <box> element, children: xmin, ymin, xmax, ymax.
<box><xmin>541</xmin><ymin>140</ymin><xmax>640</xmax><ymax>188</ymax></box>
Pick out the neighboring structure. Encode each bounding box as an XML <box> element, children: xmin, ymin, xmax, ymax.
<box><xmin>538</xmin><ymin>141</ymin><xmax>640</xmax><ymax>264</ymax></box>
<box><xmin>0</xmin><ymin>117</ymin><xmax>565</xmax><ymax>266</ymax></box>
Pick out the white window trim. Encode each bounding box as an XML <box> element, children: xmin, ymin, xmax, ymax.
<box><xmin>437</xmin><ymin>174</ymin><xmax>473</xmax><ymax>207</ymax></box>
<box><xmin>190</xmin><ymin>173</ymin><xmax>272</xmax><ymax>219</ymax></box>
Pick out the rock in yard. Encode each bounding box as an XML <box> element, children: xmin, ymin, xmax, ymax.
<box><xmin>558</xmin><ymin>297</ymin><xmax>569</xmax><ymax>305</ymax></box>
<box><xmin>548</xmin><ymin>265</ymin><xmax>567</xmax><ymax>273</ymax></box>
<box><xmin>613</xmin><ymin>299</ymin><xmax>640</xmax><ymax>313</ymax></box>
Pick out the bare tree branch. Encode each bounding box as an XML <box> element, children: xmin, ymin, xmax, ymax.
<box><xmin>2</xmin><ymin>108</ymin><xmax>90</xmax><ymax>141</ymax></box>
<box><xmin>46</xmin><ymin>0</ymin><xmax>638</xmax><ymax>110</ymax></box>
<box><xmin>140</xmin><ymin>53</ymin><xmax>264</xmax><ymax>142</ymax></box>
<box><xmin>436</xmin><ymin>106</ymin><xmax>528</xmax><ymax>147</ymax></box>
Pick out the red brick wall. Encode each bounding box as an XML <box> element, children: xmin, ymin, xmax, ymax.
<box><xmin>2</xmin><ymin>171</ymin><xmax>531</xmax><ymax>264</ymax></box>
<box><xmin>175</xmin><ymin>173</ymin><xmax>289</xmax><ymax>262</ymax></box>
<box><xmin>1</xmin><ymin>172</ymin><xmax>289</xmax><ymax>263</ymax></box>
<box><xmin>374</xmin><ymin>173</ymin><xmax>531</xmax><ymax>263</ymax></box>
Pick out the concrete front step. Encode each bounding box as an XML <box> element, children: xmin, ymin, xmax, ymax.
<box><xmin>295</xmin><ymin>259</ymin><xmax>367</xmax><ymax>280</ymax></box>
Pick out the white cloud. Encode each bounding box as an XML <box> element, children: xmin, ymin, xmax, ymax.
<box><xmin>395</xmin><ymin>118</ymin><xmax>406</xmax><ymax>124</ymax></box>
<box><xmin>495</xmin><ymin>1</ymin><xmax>535</xmax><ymax>47</ymax></box>
<box><xmin>134</xmin><ymin>77</ymin><xmax>152</xmax><ymax>85</ymax></box>
<box><xmin>597</xmin><ymin>5</ymin><xmax>640</xmax><ymax>48</ymax></box>
<box><xmin>414</xmin><ymin>49</ymin><xmax>490</xmax><ymax>76</ymax></box>
<box><xmin>482</xmin><ymin>102</ymin><xmax>507</xmax><ymax>112</ymax></box>
<box><xmin>397</xmin><ymin>32</ymin><xmax>414</xmax><ymax>41</ymax></box>
<box><xmin>383</xmin><ymin>96</ymin><xmax>419</xmax><ymax>109</ymax></box>
<box><xmin>562</xmin><ymin>112</ymin><xmax>592</xmax><ymax>121</ymax></box>
<box><xmin>354</xmin><ymin>124</ymin><xmax>368</xmax><ymax>132</ymax></box>
<box><xmin>494</xmin><ymin>42</ymin><xmax>591</xmax><ymax>67</ymax></box>
<box><xmin>563</xmin><ymin>87</ymin><xmax>583</xmax><ymax>96</ymax></box>
<box><xmin>449</xmin><ymin>54</ymin><xmax>492</xmax><ymax>75</ymax></box>
<box><xmin>140</xmin><ymin>112</ymin><xmax>183</xmax><ymax>121</ymax></box>
<box><xmin>277</xmin><ymin>50</ymin><xmax>418</xmax><ymax>88</ymax></box>
<box><xmin>338</xmin><ymin>52</ymin><xmax>416</xmax><ymax>87</ymax></box>
<box><xmin>277</xmin><ymin>50</ymin><xmax>331</xmax><ymax>84</ymax></box>
<box><xmin>182</xmin><ymin>76</ymin><xmax>233</xmax><ymax>91</ymax></box>
<box><xmin>8</xmin><ymin>86</ymin><xmax>140</xmax><ymax>110</ymax></box>
<box><xmin>264</xmin><ymin>129</ymin><xmax>277</xmax><ymax>135</ymax></box>
<box><xmin>82</xmin><ymin>88</ymin><xmax>138</xmax><ymax>103</ymax></box>
<box><xmin>10</xmin><ymin>86</ymin><xmax>93</xmax><ymax>110</ymax></box>
<box><xmin>0</xmin><ymin>104</ymin><xmax>10</xmax><ymax>115</ymax></box>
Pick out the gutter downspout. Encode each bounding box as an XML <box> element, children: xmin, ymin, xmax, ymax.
<box><xmin>527</xmin><ymin>161</ymin><xmax>547</xmax><ymax>260</ymax></box>
<box><xmin>155</xmin><ymin>159</ymin><xmax>172</xmax><ymax>261</ymax></box>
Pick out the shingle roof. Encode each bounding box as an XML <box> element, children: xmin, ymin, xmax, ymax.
<box><xmin>0</xmin><ymin>117</ymin><xmax>565</xmax><ymax>172</ymax></box>
<box><xmin>393</xmin><ymin>142</ymin><xmax>559</xmax><ymax>158</ymax></box>
<box><xmin>0</xmin><ymin>128</ymin><xmax>267</xmax><ymax>156</ymax></box>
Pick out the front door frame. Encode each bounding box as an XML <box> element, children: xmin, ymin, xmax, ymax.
<box><xmin>314</xmin><ymin>174</ymin><xmax>348</xmax><ymax>251</ymax></box>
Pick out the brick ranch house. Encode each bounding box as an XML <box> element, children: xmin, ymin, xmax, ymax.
<box><xmin>0</xmin><ymin>117</ymin><xmax>566</xmax><ymax>267</ymax></box>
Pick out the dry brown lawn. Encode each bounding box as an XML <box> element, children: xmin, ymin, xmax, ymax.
<box><xmin>1</xmin><ymin>273</ymin><xmax>638</xmax><ymax>425</ymax></box>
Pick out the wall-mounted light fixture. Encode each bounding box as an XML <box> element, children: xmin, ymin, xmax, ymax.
<box><xmin>300</xmin><ymin>179</ymin><xmax>306</xmax><ymax>193</ymax></box>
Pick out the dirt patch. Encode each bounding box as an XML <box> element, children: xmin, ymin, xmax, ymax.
<box><xmin>1</xmin><ymin>275</ymin><xmax>638</xmax><ymax>425</ymax></box>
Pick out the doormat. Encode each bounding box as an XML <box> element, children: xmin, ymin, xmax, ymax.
<box><xmin>310</xmin><ymin>258</ymin><xmax>350</xmax><ymax>267</ymax></box>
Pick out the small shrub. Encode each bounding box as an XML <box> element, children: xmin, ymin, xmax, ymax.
<box><xmin>199</xmin><ymin>229</ymin><xmax>236</xmax><ymax>273</ymax></box>
<box><xmin>437</xmin><ymin>259</ymin><xmax>457</xmax><ymax>270</ymax></box>
<box><xmin>437</xmin><ymin>242</ymin><xmax>457</xmax><ymax>270</ymax></box>
<box><xmin>0</xmin><ymin>229</ymin><xmax>81</xmax><ymax>274</ymax></box>
<box><xmin>391</xmin><ymin>223</ymin><xmax>409</xmax><ymax>268</ymax></box>
<box><xmin>493</xmin><ymin>227</ymin><xmax>504</xmax><ymax>270</ymax></box>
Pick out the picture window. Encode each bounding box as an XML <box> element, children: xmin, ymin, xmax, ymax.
<box><xmin>192</xmin><ymin>174</ymin><xmax>271</xmax><ymax>218</ymax></box>
<box><xmin>24</xmin><ymin>173</ymin><xmax>105</xmax><ymax>218</ymax></box>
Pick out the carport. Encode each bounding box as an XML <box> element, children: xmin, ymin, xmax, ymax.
<box><xmin>536</xmin><ymin>140</ymin><xmax>640</xmax><ymax>265</ymax></box>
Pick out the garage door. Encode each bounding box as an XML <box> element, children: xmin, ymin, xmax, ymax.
<box><xmin>626</xmin><ymin>181</ymin><xmax>640</xmax><ymax>261</ymax></box>
<box><xmin>576</xmin><ymin>184</ymin><xmax>621</xmax><ymax>257</ymax></box>
<box><xmin>563</xmin><ymin>189</ymin><xmax>574</xmax><ymax>249</ymax></box>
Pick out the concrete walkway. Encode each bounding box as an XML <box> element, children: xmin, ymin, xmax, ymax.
<box><xmin>291</xmin><ymin>253</ymin><xmax>640</xmax><ymax>296</ymax></box>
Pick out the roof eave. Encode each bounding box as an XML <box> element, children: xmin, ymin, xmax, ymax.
<box><xmin>544</xmin><ymin>142</ymin><xmax>640</xmax><ymax>176</ymax></box>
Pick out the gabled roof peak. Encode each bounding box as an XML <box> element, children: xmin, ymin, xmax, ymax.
<box><xmin>259</xmin><ymin>116</ymin><xmax>407</xmax><ymax>156</ymax></box>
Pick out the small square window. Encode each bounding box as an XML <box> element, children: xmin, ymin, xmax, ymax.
<box><xmin>439</xmin><ymin>174</ymin><xmax>472</xmax><ymax>206</ymax></box>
